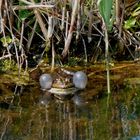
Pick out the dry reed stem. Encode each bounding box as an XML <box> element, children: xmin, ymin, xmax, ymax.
<box><xmin>88</xmin><ymin>10</ymin><xmax>94</xmax><ymax>43</ymax></box>
<box><xmin>115</xmin><ymin>0</ymin><xmax>120</xmax><ymax>27</ymax></box>
<box><xmin>47</xmin><ymin>16</ymin><xmax>54</xmax><ymax>39</ymax></box>
<box><xmin>19</xmin><ymin>0</ymin><xmax>33</xmax><ymax>5</ymax></box>
<box><xmin>76</xmin><ymin>2</ymin><xmax>81</xmax><ymax>40</ymax></box>
<box><xmin>61</xmin><ymin>7</ymin><xmax>65</xmax><ymax>30</ymax></box>
<box><xmin>27</xmin><ymin>20</ymin><xmax>37</xmax><ymax>50</ymax></box>
<box><xmin>62</xmin><ymin>0</ymin><xmax>79</xmax><ymax>58</ymax></box>
<box><xmin>0</xmin><ymin>0</ymin><xmax>2</xmax><ymax>9</ymax></box>
<box><xmin>13</xmin><ymin>4</ymin><xmax>55</xmax><ymax>10</ymax></box>
<box><xmin>65</xmin><ymin>11</ymin><xmax>69</xmax><ymax>38</ymax></box>
<box><xmin>0</xmin><ymin>0</ymin><xmax>3</xmax><ymax>33</ymax></box>
<box><xmin>30</xmin><ymin>0</ymin><xmax>48</xmax><ymax>39</ymax></box>
<box><xmin>51</xmin><ymin>39</ymin><xmax>55</xmax><ymax>72</ymax></box>
<box><xmin>19</xmin><ymin>20</ymin><xmax>27</xmax><ymax>75</ymax></box>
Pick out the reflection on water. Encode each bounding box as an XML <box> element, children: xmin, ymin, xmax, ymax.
<box><xmin>0</xmin><ymin>84</ymin><xmax>140</xmax><ymax>140</ymax></box>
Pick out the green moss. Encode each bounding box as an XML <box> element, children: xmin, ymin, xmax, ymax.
<box><xmin>0</xmin><ymin>59</ymin><xmax>18</xmax><ymax>72</ymax></box>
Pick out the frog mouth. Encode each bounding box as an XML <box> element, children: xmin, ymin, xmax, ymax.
<box><xmin>48</xmin><ymin>87</ymin><xmax>78</xmax><ymax>95</ymax></box>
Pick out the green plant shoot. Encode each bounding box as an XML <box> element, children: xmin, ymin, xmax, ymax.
<box><xmin>98</xmin><ymin>0</ymin><xmax>113</xmax><ymax>30</ymax></box>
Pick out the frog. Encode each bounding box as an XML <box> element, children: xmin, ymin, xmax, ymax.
<box><xmin>39</xmin><ymin>68</ymin><xmax>88</xmax><ymax>97</ymax></box>
<box><xmin>47</xmin><ymin>68</ymin><xmax>77</xmax><ymax>95</ymax></box>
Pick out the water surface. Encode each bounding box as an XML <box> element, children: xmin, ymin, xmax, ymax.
<box><xmin>0</xmin><ymin>63</ymin><xmax>140</xmax><ymax>140</ymax></box>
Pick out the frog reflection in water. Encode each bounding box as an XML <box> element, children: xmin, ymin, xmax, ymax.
<box><xmin>39</xmin><ymin>68</ymin><xmax>87</xmax><ymax>97</ymax></box>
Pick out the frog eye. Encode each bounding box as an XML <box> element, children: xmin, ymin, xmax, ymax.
<box><xmin>73</xmin><ymin>71</ymin><xmax>87</xmax><ymax>89</ymax></box>
<box><xmin>39</xmin><ymin>74</ymin><xmax>53</xmax><ymax>90</ymax></box>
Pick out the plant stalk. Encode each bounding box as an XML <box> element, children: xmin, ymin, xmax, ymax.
<box><xmin>104</xmin><ymin>24</ymin><xmax>111</xmax><ymax>94</ymax></box>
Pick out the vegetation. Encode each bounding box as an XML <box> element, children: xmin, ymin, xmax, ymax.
<box><xmin>0</xmin><ymin>0</ymin><xmax>140</xmax><ymax>71</ymax></box>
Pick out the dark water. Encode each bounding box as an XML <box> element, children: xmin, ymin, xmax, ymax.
<box><xmin>0</xmin><ymin>83</ymin><xmax>140</xmax><ymax>140</ymax></box>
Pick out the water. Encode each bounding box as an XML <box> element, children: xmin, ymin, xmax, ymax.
<box><xmin>0</xmin><ymin>83</ymin><xmax>140</xmax><ymax>140</ymax></box>
<box><xmin>1</xmin><ymin>63</ymin><xmax>140</xmax><ymax>140</ymax></box>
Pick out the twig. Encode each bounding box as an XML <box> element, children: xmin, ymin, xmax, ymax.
<box><xmin>0</xmin><ymin>54</ymin><xmax>12</xmax><ymax>60</ymax></box>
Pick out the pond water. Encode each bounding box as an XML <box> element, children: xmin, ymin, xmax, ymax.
<box><xmin>0</xmin><ymin>63</ymin><xmax>140</xmax><ymax>140</ymax></box>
